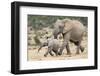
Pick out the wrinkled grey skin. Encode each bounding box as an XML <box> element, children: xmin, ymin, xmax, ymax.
<box><xmin>53</xmin><ymin>19</ymin><xmax>85</xmax><ymax>55</ymax></box>
<box><xmin>38</xmin><ymin>38</ymin><xmax>61</xmax><ymax>57</ymax></box>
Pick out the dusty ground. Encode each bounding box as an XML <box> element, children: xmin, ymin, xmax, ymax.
<box><xmin>27</xmin><ymin>36</ymin><xmax>88</xmax><ymax>61</ymax></box>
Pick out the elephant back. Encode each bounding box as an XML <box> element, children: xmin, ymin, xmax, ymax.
<box><xmin>71</xmin><ymin>20</ymin><xmax>85</xmax><ymax>33</ymax></box>
<box><xmin>70</xmin><ymin>20</ymin><xmax>85</xmax><ymax>41</ymax></box>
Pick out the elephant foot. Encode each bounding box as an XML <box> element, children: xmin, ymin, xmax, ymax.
<box><xmin>81</xmin><ymin>47</ymin><xmax>84</xmax><ymax>52</ymax></box>
<box><xmin>58</xmin><ymin>52</ymin><xmax>62</xmax><ymax>55</ymax></box>
<box><xmin>56</xmin><ymin>54</ymin><xmax>59</xmax><ymax>56</ymax></box>
<box><xmin>76</xmin><ymin>52</ymin><xmax>80</xmax><ymax>55</ymax></box>
<box><xmin>67</xmin><ymin>52</ymin><xmax>71</xmax><ymax>55</ymax></box>
<box><xmin>44</xmin><ymin>54</ymin><xmax>47</xmax><ymax>57</ymax></box>
<box><xmin>51</xmin><ymin>54</ymin><xmax>54</xmax><ymax>56</ymax></box>
<box><xmin>49</xmin><ymin>53</ymin><xmax>54</xmax><ymax>56</ymax></box>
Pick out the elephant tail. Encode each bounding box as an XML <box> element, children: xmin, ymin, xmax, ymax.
<box><xmin>38</xmin><ymin>42</ymin><xmax>48</xmax><ymax>53</ymax></box>
<box><xmin>38</xmin><ymin>46</ymin><xmax>42</xmax><ymax>53</ymax></box>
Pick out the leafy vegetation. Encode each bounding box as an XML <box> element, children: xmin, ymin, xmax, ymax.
<box><xmin>34</xmin><ymin>35</ymin><xmax>41</xmax><ymax>45</ymax></box>
<box><xmin>28</xmin><ymin>15</ymin><xmax>88</xmax><ymax>30</ymax></box>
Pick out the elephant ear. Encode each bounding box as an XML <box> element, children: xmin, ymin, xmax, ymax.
<box><xmin>62</xmin><ymin>19</ymin><xmax>73</xmax><ymax>34</ymax></box>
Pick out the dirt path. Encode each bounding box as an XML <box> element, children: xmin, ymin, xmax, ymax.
<box><xmin>27</xmin><ymin>36</ymin><xmax>88</xmax><ymax>61</ymax></box>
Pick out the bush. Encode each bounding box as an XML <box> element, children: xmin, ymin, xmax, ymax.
<box><xmin>34</xmin><ymin>36</ymin><xmax>41</xmax><ymax>45</ymax></box>
<box><xmin>28</xmin><ymin>15</ymin><xmax>88</xmax><ymax>30</ymax></box>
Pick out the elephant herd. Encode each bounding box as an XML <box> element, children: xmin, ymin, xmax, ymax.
<box><xmin>38</xmin><ymin>18</ymin><xmax>85</xmax><ymax>57</ymax></box>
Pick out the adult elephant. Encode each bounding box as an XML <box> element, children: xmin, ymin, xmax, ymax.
<box><xmin>53</xmin><ymin>18</ymin><xmax>85</xmax><ymax>55</ymax></box>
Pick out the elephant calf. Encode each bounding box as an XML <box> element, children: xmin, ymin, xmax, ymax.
<box><xmin>38</xmin><ymin>37</ymin><xmax>61</xmax><ymax>57</ymax></box>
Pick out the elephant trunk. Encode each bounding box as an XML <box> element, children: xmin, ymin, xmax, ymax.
<box><xmin>53</xmin><ymin>30</ymin><xmax>59</xmax><ymax>39</ymax></box>
<box><xmin>53</xmin><ymin>27</ymin><xmax>63</xmax><ymax>39</ymax></box>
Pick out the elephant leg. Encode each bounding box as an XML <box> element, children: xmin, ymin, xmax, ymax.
<box><xmin>49</xmin><ymin>51</ymin><xmax>54</xmax><ymax>56</ymax></box>
<box><xmin>66</xmin><ymin>42</ymin><xmax>71</xmax><ymax>55</ymax></box>
<box><xmin>56</xmin><ymin>50</ymin><xmax>59</xmax><ymax>56</ymax></box>
<box><xmin>44</xmin><ymin>47</ymin><xmax>52</xmax><ymax>57</ymax></box>
<box><xmin>80</xmin><ymin>46</ymin><xmax>84</xmax><ymax>52</ymax></box>
<box><xmin>53</xmin><ymin>50</ymin><xmax>58</xmax><ymax>56</ymax></box>
<box><xmin>74</xmin><ymin>41</ymin><xmax>84</xmax><ymax>53</ymax></box>
<box><xmin>58</xmin><ymin>42</ymin><xmax>67</xmax><ymax>55</ymax></box>
<box><xmin>75</xmin><ymin>41</ymin><xmax>81</xmax><ymax>54</ymax></box>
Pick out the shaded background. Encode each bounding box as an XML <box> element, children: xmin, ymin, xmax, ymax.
<box><xmin>28</xmin><ymin>15</ymin><xmax>88</xmax><ymax>30</ymax></box>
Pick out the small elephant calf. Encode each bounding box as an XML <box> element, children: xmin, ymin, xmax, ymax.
<box><xmin>38</xmin><ymin>37</ymin><xmax>61</xmax><ymax>57</ymax></box>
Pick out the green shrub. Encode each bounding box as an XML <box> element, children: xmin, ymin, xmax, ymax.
<box><xmin>34</xmin><ymin>36</ymin><xmax>41</xmax><ymax>45</ymax></box>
